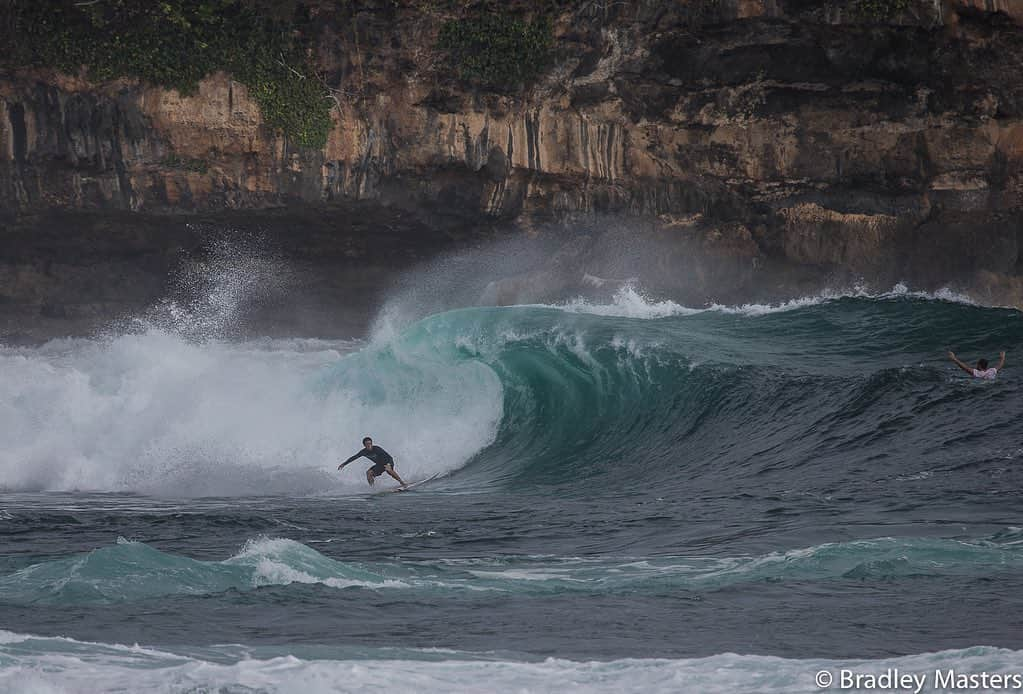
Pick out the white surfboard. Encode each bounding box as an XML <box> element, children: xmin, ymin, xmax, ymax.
<box><xmin>389</xmin><ymin>471</ymin><xmax>443</xmax><ymax>492</ymax></box>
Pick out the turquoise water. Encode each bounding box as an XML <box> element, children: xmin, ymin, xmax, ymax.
<box><xmin>2</xmin><ymin>288</ymin><xmax>1022</xmax><ymax>692</ymax></box>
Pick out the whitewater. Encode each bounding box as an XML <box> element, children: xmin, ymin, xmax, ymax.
<box><xmin>2</xmin><ymin>275</ymin><xmax>1023</xmax><ymax>692</ymax></box>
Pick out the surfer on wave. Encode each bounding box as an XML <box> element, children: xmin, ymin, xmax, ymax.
<box><xmin>338</xmin><ymin>437</ymin><xmax>408</xmax><ymax>488</ymax></box>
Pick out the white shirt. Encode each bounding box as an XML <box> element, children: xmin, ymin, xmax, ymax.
<box><xmin>972</xmin><ymin>367</ymin><xmax>998</xmax><ymax>380</ymax></box>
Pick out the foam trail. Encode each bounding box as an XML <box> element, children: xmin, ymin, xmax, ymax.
<box><xmin>1</xmin><ymin>630</ymin><xmax>1022</xmax><ymax>694</ymax></box>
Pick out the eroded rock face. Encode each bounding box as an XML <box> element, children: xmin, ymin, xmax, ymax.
<box><xmin>0</xmin><ymin>0</ymin><xmax>1022</xmax><ymax>319</ymax></box>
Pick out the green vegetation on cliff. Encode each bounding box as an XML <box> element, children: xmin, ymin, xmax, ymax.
<box><xmin>3</xmin><ymin>0</ymin><xmax>332</xmax><ymax>148</ymax></box>
<box><xmin>438</xmin><ymin>12</ymin><xmax>553</xmax><ymax>91</ymax></box>
<box><xmin>852</xmin><ymin>0</ymin><xmax>912</xmax><ymax>21</ymax></box>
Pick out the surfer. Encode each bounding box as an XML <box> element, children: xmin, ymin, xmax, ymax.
<box><xmin>948</xmin><ymin>350</ymin><xmax>1005</xmax><ymax>379</ymax></box>
<box><xmin>338</xmin><ymin>437</ymin><xmax>408</xmax><ymax>488</ymax></box>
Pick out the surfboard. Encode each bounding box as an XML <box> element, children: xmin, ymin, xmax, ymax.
<box><xmin>388</xmin><ymin>472</ymin><xmax>443</xmax><ymax>493</ymax></box>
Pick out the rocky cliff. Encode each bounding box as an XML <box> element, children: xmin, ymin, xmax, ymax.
<box><xmin>2</xmin><ymin>0</ymin><xmax>1023</xmax><ymax>335</ymax></box>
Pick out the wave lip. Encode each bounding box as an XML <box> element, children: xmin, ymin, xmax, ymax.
<box><xmin>1</xmin><ymin>630</ymin><xmax>1023</xmax><ymax>694</ymax></box>
<box><xmin>536</xmin><ymin>282</ymin><xmax>982</xmax><ymax>320</ymax></box>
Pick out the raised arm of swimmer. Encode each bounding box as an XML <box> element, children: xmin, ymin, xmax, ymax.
<box><xmin>948</xmin><ymin>350</ymin><xmax>1005</xmax><ymax>379</ymax></box>
<box><xmin>948</xmin><ymin>351</ymin><xmax>974</xmax><ymax>375</ymax></box>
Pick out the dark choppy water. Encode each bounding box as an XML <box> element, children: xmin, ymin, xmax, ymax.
<box><xmin>2</xmin><ymin>288</ymin><xmax>1023</xmax><ymax>692</ymax></box>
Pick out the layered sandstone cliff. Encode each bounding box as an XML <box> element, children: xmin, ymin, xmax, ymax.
<box><xmin>1</xmin><ymin>0</ymin><xmax>1022</xmax><ymax>329</ymax></box>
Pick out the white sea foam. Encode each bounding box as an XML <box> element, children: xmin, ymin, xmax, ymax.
<box><xmin>537</xmin><ymin>282</ymin><xmax>985</xmax><ymax>319</ymax></box>
<box><xmin>0</xmin><ymin>330</ymin><xmax>502</xmax><ymax>495</ymax></box>
<box><xmin>247</xmin><ymin>557</ymin><xmax>408</xmax><ymax>591</ymax></box>
<box><xmin>553</xmin><ymin>285</ymin><xmax>699</xmax><ymax>318</ymax></box>
<box><xmin>225</xmin><ymin>537</ymin><xmax>410</xmax><ymax>591</ymax></box>
<box><xmin>1</xmin><ymin>630</ymin><xmax>1022</xmax><ymax>694</ymax></box>
<box><xmin>0</xmin><ymin>239</ymin><xmax>504</xmax><ymax>496</ymax></box>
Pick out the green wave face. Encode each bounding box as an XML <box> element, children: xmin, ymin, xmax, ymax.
<box><xmin>341</xmin><ymin>295</ymin><xmax>1021</xmax><ymax>492</ymax></box>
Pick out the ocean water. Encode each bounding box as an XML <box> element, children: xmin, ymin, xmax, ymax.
<box><xmin>2</xmin><ymin>283</ymin><xmax>1023</xmax><ymax>693</ymax></box>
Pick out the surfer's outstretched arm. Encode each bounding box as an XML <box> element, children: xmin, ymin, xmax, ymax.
<box><xmin>997</xmin><ymin>351</ymin><xmax>1006</xmax><ymax>370</ymax></box>
<box><xmin>948</xmin><ymin>352</ymin><xmax>974</xmax><ymax>375</ymax></box>
<box><xmin>338</xmin><ymin>451</ymin><xmax>365</xmax><ymax>470</ymax></box>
